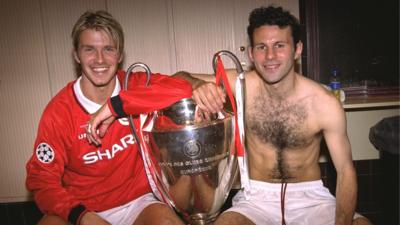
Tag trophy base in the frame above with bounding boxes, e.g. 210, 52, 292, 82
187, 212, 219, 225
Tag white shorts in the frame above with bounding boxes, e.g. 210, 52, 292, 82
225, 180, 363, 225
96, 193, 163, 225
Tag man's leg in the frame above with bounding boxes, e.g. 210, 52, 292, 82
133, 203, 185, 225
353, 217, 374, 225
213, 211, 255, 225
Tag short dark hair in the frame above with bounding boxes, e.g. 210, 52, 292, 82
247, 6, 301, 47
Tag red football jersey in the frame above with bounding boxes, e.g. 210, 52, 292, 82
26, 71, 192, 221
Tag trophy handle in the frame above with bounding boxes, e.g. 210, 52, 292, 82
211, 50, 245, 113
123, 62, 152, 143
212, 50, 245, 80
211, 50, 246, 138
122, 63, 179, 208
211, 50, 251, 197
124, 62, 151, 89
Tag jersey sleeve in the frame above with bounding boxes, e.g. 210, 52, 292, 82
109, 72, 192, 117
25, 106, 84, 223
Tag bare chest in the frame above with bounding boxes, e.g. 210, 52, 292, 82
246, 95, 310, 151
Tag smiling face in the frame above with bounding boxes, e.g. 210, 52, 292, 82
74, 28, 122, 90
248, 25, 302, 85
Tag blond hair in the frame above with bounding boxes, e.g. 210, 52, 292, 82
71, 10, 124, 54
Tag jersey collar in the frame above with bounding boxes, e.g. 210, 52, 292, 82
73, 76, 121, 114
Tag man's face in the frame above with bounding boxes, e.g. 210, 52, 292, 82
248, 25, 302, 84
74, 29, 122, 88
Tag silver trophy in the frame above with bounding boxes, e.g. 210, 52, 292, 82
125, 51, 244, 225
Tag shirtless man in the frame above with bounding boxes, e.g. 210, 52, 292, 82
176, 6, 373, 225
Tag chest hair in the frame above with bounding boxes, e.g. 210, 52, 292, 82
248, 93, 309, 149
247, 93, 309, 180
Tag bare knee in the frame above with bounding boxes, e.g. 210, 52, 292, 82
214, 211, 255, 225
37, 215, 69, 225
353, 217, 374, 225
133, 203, 184, 225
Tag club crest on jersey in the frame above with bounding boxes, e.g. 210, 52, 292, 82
118, 118, 130, 126
36, 143, 55, 163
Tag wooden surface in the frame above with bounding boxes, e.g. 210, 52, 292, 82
344, 96, 400, 109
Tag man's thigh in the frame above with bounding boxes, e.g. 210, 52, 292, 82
214, 211, 255, 225
133, 203, 185, 225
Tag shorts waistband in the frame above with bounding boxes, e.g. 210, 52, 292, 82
249, 179, 324, 192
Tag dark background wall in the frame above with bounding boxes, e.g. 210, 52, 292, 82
300, 0, 399, 88
317, 0, 399, 87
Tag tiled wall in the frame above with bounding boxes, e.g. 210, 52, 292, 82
1, 157, 398, 225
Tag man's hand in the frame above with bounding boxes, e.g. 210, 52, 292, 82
192, 82, 226, 113
86, 103, 116, 146
80, 212, 111, 225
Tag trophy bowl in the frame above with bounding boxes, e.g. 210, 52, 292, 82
143, 98, 238, 225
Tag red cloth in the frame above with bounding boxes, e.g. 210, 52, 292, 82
215, 56, 244, 156
115, 71, 192, 115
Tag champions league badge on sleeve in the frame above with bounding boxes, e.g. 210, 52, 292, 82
36, 143, 55, 163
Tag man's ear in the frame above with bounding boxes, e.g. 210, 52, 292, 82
73, 50, 80, 64
247, 46, 254, 62
294, 41, 303, 60
118, 52, 123, 64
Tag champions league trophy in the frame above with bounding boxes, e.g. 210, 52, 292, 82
124, 51, 246, 225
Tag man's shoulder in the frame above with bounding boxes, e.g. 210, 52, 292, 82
298, 75, 333, 98
43, 82, 76, 116
296, 75, 342, 112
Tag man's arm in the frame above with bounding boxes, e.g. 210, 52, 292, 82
87, 72, 192, 145
26, 111, 90, 224
321, 97, 357, 225
173, 71, 235, 113
172, 71, 210, 89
